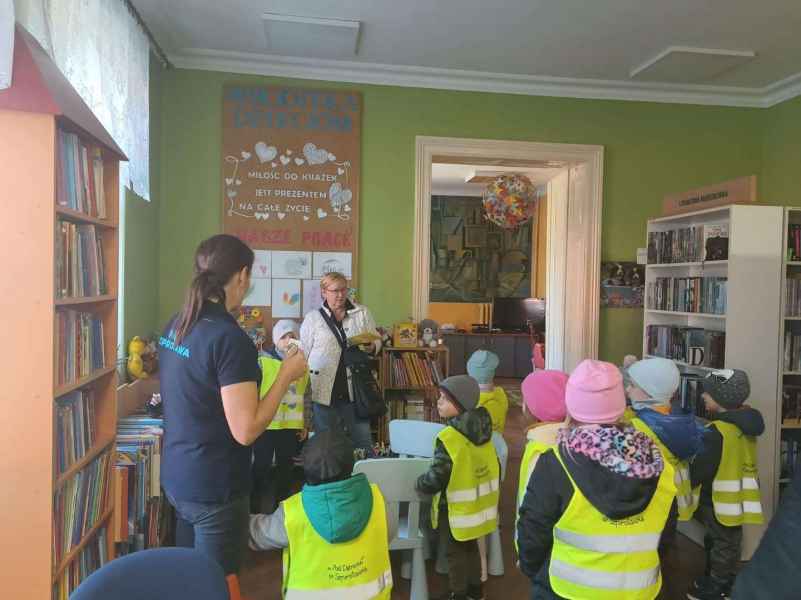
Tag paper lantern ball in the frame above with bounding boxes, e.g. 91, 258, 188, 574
482, 174, 537, 229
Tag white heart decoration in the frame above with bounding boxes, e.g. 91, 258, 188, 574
328, 153, 336, 161
227, 190, 237, 198
255, 212, 270, 220
277, 212, 286, 220
294, 158, 305, 166
280, 155, 290, 166
286, 149, 293, 155
225, 177, 233, 185
344, 204, 351, 212
317, 208, 328, 219
303, 215, 310, 221
337, 168, 344, 175
241, 151, 251, 160
254, 142, 277, 163
303, 143, 329, 165
271, 162, 277, 168
329, 182, 353, 210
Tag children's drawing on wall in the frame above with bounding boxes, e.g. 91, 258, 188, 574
313, 252, 352, 279
244, 278, 271, 307
272, 279, 302, 318
600, 261, 645, 308
271, 251, 312, 279
252, 250, 271, 279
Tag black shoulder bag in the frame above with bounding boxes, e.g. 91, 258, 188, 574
318, 308, 386, 419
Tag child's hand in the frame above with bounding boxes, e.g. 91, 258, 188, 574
297, 428, 308, 441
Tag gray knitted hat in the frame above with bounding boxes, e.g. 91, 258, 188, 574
439, 375, 480, 412
702, 369, 750, 409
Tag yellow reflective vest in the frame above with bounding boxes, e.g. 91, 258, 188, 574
478, 387, 509, 434
432, 426, 500, 541
515, 436, 553, 552
549, 448, 676, 600
695, 420, 763, 526
259, 356, 309, 430
628, 415, 697, 521
282, 483, 392, 600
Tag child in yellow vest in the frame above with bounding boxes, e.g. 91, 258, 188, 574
416, 375, 499, 600
251, 320, 310, 513
517, 370, 569, 555
518, 359, 675, 600
249, 429, 395, 599
623, 357, 705, 553
687, 369, 764, 600
467, 350, 509, 434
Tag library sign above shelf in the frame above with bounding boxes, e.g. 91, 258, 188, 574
662, 175, 756, 216
221, 85, 361, 324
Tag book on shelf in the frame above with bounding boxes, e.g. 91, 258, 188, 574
673, 373, 708, 419
702, 222, 729, 261
55, 310, 105, 386
52, 527, 108, 600
114, 414, 165, 551
56, 221, 108, 298
780, 439, 801, 484
786, 275, 801, 317
56, 129, 106, 219
55, 389, 96, 474
646, 325, 725, 368
788, 224, 801, 262
781, 386, 801, 425
647, 276, 727, 314
52, 452, 112, 567
386, 350, 443, 388
783, 332, 801, 372
647, 226, 704, 264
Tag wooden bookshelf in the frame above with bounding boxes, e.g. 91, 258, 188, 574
0, 27, 126, 599
643, 203, 783, 560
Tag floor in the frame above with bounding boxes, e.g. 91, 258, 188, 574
240, 404, 707, 599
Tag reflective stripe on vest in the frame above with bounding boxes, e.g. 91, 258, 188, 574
260, 356, 308, 430
515, 437, 553, 552
549, 448, 675, 600
629, 416, 696, 521
709, 421, 764, 526
431, 425, 500, 542
282, 483, 392, 600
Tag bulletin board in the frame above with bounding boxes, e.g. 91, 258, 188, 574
221, 85, 360, 336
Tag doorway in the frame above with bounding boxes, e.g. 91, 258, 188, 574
413, 136, 604, 372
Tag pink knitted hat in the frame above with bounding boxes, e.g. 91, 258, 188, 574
521, 370, 569, 422
565, 359, 625, 424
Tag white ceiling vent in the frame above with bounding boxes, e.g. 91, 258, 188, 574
630, 46, 756, 84
262, 13, 361, 59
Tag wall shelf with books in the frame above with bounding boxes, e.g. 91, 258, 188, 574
643, 203, 783, 559
0, 28, 125, 599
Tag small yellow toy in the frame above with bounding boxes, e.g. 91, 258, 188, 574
127, 336, 150, 380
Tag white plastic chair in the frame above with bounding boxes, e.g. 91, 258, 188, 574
354, 457, 432, 600
389, 419, 445, 458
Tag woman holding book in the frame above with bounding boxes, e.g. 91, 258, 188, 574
300, 271, 381, 456
159, 234, 306, 581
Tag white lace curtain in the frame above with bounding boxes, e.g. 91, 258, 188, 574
14, 0, 150, 200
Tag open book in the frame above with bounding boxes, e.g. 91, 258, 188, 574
348, 331, 382, 346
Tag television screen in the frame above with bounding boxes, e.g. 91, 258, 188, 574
492, 297, 546, 333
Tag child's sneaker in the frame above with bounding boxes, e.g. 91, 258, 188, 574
687, 577, 730, 600
467, 583, 485, 600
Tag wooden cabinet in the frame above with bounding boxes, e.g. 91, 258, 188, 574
442, 332, 533, 378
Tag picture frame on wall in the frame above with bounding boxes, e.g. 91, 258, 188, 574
464, 225, 487, 248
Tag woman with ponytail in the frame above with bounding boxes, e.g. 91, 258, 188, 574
159, 234, 307, 580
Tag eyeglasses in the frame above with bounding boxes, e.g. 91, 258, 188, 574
707, 369, 735, 384
324, 286, 348, 295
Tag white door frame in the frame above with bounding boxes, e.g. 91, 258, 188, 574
413, 136, 604, 371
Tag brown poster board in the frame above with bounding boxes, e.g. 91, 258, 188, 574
662, 175, 756, 216
221, 85, 360, 335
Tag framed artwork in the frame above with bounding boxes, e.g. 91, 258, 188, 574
393, 322, 418, 347
464, 225, 487, 248
600, 261, 645, 308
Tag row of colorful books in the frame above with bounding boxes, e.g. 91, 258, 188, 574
52, 528, 107, 600
782, 332, 801, 373
53, 452, 112, 566
55, 310, 105, 386
56, 389, 96, 474
647, 276, 727, 314
673, 374, 709, 420
785, 276, 801, 317
647, 223, 728, 264
788, 224, 801, 262
386, 351, 444, 389
114, 414, 164, 551
645, 325, 725, 368
56, 220, 108, 299
56, 129, 107, 218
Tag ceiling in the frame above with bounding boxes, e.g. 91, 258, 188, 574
431, 163, 562, 196
132, 0, 801, 107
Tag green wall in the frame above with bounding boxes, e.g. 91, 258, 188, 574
156, 68, 767, 362
121, 56, 163, 346
762, 95, 801, 207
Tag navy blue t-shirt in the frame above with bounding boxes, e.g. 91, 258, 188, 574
159, 301, 261, 503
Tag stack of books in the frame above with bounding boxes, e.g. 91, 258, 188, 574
56, 129, 106, 218
387, 351, 444, 389
56, 221, 107, 298
387, 391, 427, 421
53, 452, 112, 567
52, 528, 108, 600
647, 276, 727, 314
114, 414, 164, 552
55, 389, 96, 474
55, 310, 105, 385
646, 325, 725, 368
